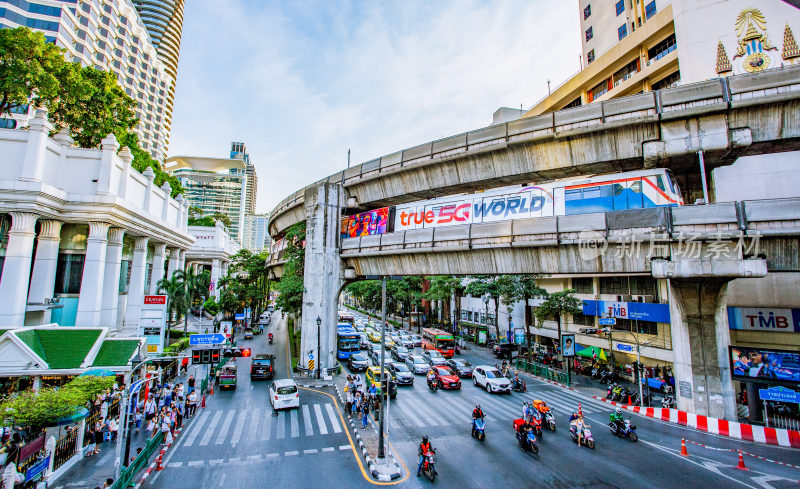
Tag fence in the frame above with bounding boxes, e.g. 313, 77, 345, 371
769, 415, 800, 431
516, 359, 570, 386
110, 430, 164, 489
52, 429, 79, 471
16, 434, 46, 476
84, 397, 121, 437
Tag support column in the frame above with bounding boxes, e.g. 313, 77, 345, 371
150, 243, 167, 294
27, 220, 63, 324
300, 183, 345, 376
76, 222, 110, 326
0, 212, 39, 325
211, 258, 221, 300
166, 247, 178, 281
124, 237, 149, 328
177, 250, 185, 272
100, 228, 125, 329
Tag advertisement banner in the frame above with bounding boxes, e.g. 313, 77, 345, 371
342, 207, 389, 238
727, 307, 800, 332
581, 300, 670, 324
562, 334, 576, 357
729, 346, 800, 384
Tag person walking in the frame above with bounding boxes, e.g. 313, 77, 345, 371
187, 390, 198, 416
361, 400, 370, 429
345, 390, 353, 417
187, 375, 195, 395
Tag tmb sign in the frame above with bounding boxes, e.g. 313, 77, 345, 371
144, 295, 167, 305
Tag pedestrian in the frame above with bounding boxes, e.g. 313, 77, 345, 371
107, 417, 118, 441
161, 415, 173, 445
361, 401, 370, 429
144, 397, 156, 422
187, 391, 198, 416
85, 426, 97, 456
134, 409, 142, 433
175, 401, 184, 428
103, 477, 113, 488
345, 390, 353, 417
180, 356, 189, 375
187, 375, 195, 395
100, 398, 109, 421
176, 383, 185, 402
373, 396, 381, 422
93, 422, 104, 454
353, 392, 361, 417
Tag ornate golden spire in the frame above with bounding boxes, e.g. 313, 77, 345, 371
783, 23, 800, 61
716, 40, 733, 75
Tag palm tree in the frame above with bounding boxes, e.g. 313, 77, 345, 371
173, 269, 211, 334
157, 273, 188, 346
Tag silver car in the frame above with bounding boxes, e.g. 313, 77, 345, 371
405, 355, 429, 374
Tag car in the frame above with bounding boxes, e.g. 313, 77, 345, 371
387, 362, 414, 385
431, 366, 462, 390
473, 365, 512, 394
391, 345, 410, 362
412, 335, 423, 347
405, 355, 429, 374
367, 341, 382, 354
492, 342, 517, 359
382, 338, 395, 349
365, 366, 397, 399
400, 335, 415, 349
250, 354, 275, 380
367, 330, 380, 342
269, 379, 300, 410
447, 358, 474, 378
354, 324, 365, 333
370, 348, 388, 365
259, 312, 270, 322
359, 333, 370, 349
422, 350, 448, 367
243, 329, 254, 340
348, 352, 370, 372
267, 305, 275, 312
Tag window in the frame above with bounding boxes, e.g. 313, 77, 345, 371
55, 254, 85, 294
9, 104, 29, 114
573, 313, 595, 326
652, 70, 680, 90
0, 118, 16, 129
564, 96, 582, 109
645, 1, 656, 19
618, 24, 627, 40
615, 0, 625, 15
599, 276, 657, 296
585, 26, 593, 42
590, 79, 608, 100
119, 260, 130, 293
648, 33, 676, 62
587, 49, 595, 64
572, 277, 594, 294
612, 58, 639, 84
583, 4, 591, 19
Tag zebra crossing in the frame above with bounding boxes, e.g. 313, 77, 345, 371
181, 402, 343, 448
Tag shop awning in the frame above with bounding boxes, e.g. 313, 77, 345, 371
576, 345, 607, 361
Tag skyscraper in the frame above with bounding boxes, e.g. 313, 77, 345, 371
230, 142, 258, 216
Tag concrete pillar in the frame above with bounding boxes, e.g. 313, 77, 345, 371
124, 237, 149, 328
177, 249, 186, 272
44, 436, 56, 477
27, 220, 62, 324
150, 243, 167, 294
76, 222, 111, 326
100, 228, 125, 329
0, 212, 39, 325
211, 258, 221, 300
166, 247, 178, 280
20, 109, 53, 182
32, 376, 41, 392
300, 182, 345, 375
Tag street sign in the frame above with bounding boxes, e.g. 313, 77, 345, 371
234, 313, 246, 320
759, 386, 800, 404
189, 333, 225, 346
599, 317, 616, 326
616, 343, 633, 352
308, 359, 315, 370
308, 353, 314, 360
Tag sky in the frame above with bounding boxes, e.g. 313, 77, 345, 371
168, 1, 582, 213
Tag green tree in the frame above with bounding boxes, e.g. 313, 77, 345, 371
423, 276, 464, 328
535, 289, 583, 357
211, 212, 232, 228
157, 272, 189, 344
0, 28, 64, 116
219, 249, 271, 324
274, 222, 306, 317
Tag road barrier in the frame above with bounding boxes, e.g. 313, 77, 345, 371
515, 359, 570, 386
110, 430, 164, 489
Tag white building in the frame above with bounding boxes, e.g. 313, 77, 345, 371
186, 222, 239, 299
0, 110, 194, 333
242, 214, 270, 253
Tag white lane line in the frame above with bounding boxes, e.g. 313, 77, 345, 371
314, 404, 328, 435
339, 445, 351, 451
303, 449, 318, 454
218, 473, 226, 487
167, 462, 183, 468
322, 447, 334, 452
228, 457, 241, 463
290, 409, 300, 438
276, 413, 286, 439
229, 409, 248, 446
209, 459, 224, 465
325, 403, 342, 433
187, 460, 204, 467
215, 409, 235, 445
261, 410, 272, 440
199, 410, 224, 446
247, 455, 261, 461
392, 399, 426, 428
302, 404, 314, 436
266, 452, 279, 458
182, 411, 210, 447
402, 397, 443, 426
285, 451, 299, 456
247, 408, 260, 441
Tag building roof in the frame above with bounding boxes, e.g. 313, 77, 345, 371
14, 329, 102, 369
164, 156, 246, 173
92, 339, 140, 367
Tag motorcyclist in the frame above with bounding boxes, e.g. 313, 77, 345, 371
518, 418, 534, 449
513, 372, 522, 390
472, 404, 484, 432
268, 332, 273, 342
426, 368, 437, 389
610, 407, 625, 433
571, 414, 588, 446
417, 435, 436, 477
569, 410, 579, 423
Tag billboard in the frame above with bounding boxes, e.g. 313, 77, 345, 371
581, 300, 671, 324
727, 307, 800, 332
729, 346, 800, 384
341, 207, 389, 238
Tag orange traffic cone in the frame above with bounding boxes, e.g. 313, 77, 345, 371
735, 450, 748, 471
155, 453, 164, 471
578, 403, 583, 417
680, 438, 689, 457
201, 395, 206, 408
209, 383, 214, 395
627, 395, 632, 405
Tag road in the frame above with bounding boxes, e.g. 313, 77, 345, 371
145, 311, 800, 488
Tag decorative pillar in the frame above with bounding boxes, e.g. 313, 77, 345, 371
211, 258, 221, 300
142, 168, 155, 215
20, 109, 53, 182
118, 147, 133, 199
100, 228, 125, 329
177, 249, 186, 272
97, 134, 119, 193
124, 237, 149, 328
44, 436, 56, 477
166, 247, 178, 281
27, 220, 63, 324
0, 212, 39, 325
75, 222, 110, 326
150, 243, 167, 294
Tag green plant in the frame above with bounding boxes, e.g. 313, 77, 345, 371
203, 297, 219, 316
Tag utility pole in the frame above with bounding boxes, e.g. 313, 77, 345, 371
316, 316, 322, 379
378, 276, 387, 459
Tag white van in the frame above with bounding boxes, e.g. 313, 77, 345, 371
269, 379, 300, 410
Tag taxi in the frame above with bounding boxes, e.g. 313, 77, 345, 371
365, 366, 397, 399
217, 363, 238, 389
368, 331, 381, 343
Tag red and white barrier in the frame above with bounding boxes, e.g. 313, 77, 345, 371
593, 396, 800, 449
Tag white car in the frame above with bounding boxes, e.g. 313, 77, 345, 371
472, 366, 511, 394
269, 379, 300, 410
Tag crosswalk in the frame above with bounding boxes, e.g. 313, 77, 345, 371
181, 402, 343, 447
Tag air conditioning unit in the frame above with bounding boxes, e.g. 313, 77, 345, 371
615, 81, 620, 87
641, 295, 655, 303
646, 60, 651, 67
620, 295, 633, 302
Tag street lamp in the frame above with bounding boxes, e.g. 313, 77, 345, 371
316, 316, 322, 379
117, 346, 145, 477
482, 294, 490, 343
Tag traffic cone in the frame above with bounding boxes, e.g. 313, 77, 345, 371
627, 395, 632, 405
155, 453, 164, 471
209, 383, 214, 395
680, 438, 689, 457
201, 395, 206, 408
578, 403, 583, 417
735, 450, 748, 471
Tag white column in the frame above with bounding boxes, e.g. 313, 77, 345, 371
166, 247, 178, 280
211, 258, 221, 300
75, 222, 110, 326
124, 237, 149, 328
177, 249, 186, 272
100, 228, 125, 329
150, 243, 167, 294
0, 212, 39, 325
27, 220, 62, 324
20, 109, 52, 182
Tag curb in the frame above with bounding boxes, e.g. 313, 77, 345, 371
592, 396, 800, 448
132, 427, 183, 489
335, 385, 402, 481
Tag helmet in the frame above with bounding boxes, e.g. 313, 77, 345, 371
616, 407, 622, 415
422, 435, 429, 444
475, 404, 480, 410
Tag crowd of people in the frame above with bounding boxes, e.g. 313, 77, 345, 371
343, 375, 382, 430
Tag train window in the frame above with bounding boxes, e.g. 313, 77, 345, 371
582, 187, 601, 198
565, 189, 582, 201
630, 180, 642, 193
656, 175, 666, 192
613, 183, 624, 196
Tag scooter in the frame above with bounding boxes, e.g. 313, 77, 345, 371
516, 428, 539, 454
569, 423, 595, 449
661, 395, 675, 409
421, 448, 437, 482
471, 417, 486, 441
542, 410, 556, 431
606, 383, 618, 399
512, 378, 527, 393
609, 417, 638, 442
524, 410, 543, 438
427, 378, 439, 392
268, 334, 273, 344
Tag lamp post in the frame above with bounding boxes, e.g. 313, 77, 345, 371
316, 316, 322, 379
116, 347, 145, 478
378, 277, 387, 459
482, 294, 490, 343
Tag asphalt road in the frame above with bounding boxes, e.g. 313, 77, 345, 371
145, 311, 800, 488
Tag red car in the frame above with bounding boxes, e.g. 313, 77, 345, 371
432, 366, 461, 390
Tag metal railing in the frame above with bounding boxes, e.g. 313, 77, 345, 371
52, 429, 79, 471
769, 414, 800, 431
516, 359, 570, 386
110, 430, 164, 489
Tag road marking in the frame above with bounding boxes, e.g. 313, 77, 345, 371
229, 409, 248, 446
167, 462, 183, 468
261, 410, 272, 440
96, 452, 112, 466
247, 455, 261, 461
639, 439, 751, 487
302, 404, 314, 436
290, 409, 300, 438
322, 447, 334, 452
303, 449, 318, 454
266, 452, 280, 458
285, 450, 299, 456
276, 412, 286, 439
187, 460, 204, 467
339, 445, 351, 451
199, 410, 223, 446
392, 398, 426, 427
215, 409, 235, 444
228, 457, 241, 463
209, 459, 224, 465
325, 403, 342, 433
218, 473, 226, 487
404, 397, 446, 426
314, 404, 329, 435
246, 408, 260, 441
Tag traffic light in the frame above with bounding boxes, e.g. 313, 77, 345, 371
240, 347, 251, 357
191, 348, 221, 364
192, 350, 201, 364
211, 349, 220, 363
223, 347, 250, 358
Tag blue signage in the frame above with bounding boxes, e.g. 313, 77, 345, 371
728, 307, 800, 332
616, 343, 633, 352
599, 317, 616, 326
758, 386, 800, 404
582, 300, 670, 324
189, 334, 225, 346
25, 455, 49, 481
514, 330, 525, 345
234, 313, 246, 320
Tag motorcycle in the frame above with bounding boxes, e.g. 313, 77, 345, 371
569, 423, 595, 449
542, 410, 556, 431
609, 417, 638, 442
471, 417, 486, 441
268, 334, 273, 344
606, 383, 618, 400
512, 378, 527, 393
421, 448, 437, 482
427, 377, 439, 392
523, 409, 543, 437
661, 395, 675, 409
514, 420, 539, 454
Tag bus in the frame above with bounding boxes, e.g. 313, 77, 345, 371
422, 328, 455, 358
337, 324, 361, 359
338, 312, 355, 324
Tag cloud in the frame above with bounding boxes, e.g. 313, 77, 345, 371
168, 0, 580, 212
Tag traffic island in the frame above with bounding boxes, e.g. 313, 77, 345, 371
334, 385, 402, 481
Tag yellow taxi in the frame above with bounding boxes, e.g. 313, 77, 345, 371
367, 331, 381, 343
365, 366, 397, 399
